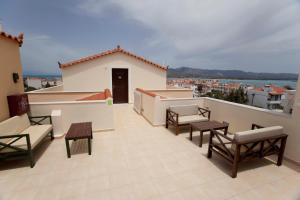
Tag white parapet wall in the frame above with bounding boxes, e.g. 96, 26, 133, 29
203, 97, 300, 164
135, 84, 300, 164
136, 88, 205, 126
29, 99, 114, 136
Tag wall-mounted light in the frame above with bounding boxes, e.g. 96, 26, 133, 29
12, 72, 19, 83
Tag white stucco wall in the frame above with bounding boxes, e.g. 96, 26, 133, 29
136, 76, 300, 163
247, 90, 268, 108
29, 100, 114, 136
61, 53, 167, 103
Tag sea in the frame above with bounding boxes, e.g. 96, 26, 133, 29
168, 78, 298, 89
219, 79, 297, 89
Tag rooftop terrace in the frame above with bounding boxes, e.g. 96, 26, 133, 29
1, 104, 299, 200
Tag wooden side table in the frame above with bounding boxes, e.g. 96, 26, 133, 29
190, 121, 228, 147
65, 122, 93, 158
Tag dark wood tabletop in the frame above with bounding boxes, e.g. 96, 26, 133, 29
190, 120, 229, 147
190, 120, 228, 132
65, 122, 92, 139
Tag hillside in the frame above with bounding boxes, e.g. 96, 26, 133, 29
167, 67, 298, 80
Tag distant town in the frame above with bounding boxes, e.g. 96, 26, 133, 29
23, 75, 62, 92
167, 78, 296, 114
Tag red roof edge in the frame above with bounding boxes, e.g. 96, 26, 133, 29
0, 31, 24, 47
59, 46, 167, 71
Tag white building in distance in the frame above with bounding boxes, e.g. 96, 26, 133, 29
247, 85, 286, 110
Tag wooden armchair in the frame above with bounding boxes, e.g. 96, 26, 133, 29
207, 124, 288, 178
166, 105, 211, 135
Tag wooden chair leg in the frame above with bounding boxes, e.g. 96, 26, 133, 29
277, 137, 287, 166
28, 150, 35, 168
165, 111, 169, 129
50, 130, 54, 140
207, 131, 213, 158
232, 144, 240, 178
176, 126, 179, 135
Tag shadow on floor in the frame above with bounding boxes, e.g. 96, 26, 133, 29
0, 137, 53, 171
69, 139, 89, 155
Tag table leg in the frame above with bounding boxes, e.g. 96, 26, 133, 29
65, 139, 71, 158
190, 126, 193, 141
199, 131, 203, 147
88, 137, 92, 155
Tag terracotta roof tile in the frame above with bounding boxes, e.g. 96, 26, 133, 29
0, 31, 23, 47
59, 46, 167, 71
269, 85, 285, 95
77, 89, 112, 101
77, 93, 106, 101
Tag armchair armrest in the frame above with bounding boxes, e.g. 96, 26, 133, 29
251, 123, 264, 130
198, 107, 211, 119
211, 129, 234, 142
166, 109, 179, 124
29, 115, 52, 125
0, 134, 31, 152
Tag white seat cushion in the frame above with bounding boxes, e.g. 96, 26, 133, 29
12, 125, 53, 149
178, 115, 208, 124
170, 105, 199, 116
234, 126, 284, 143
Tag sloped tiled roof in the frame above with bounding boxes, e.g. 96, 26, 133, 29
59, 46, 167, 71
269, 85, 286, 95
77, 89, 112, 101
254, 85, 286, 95
0, 31, 24, 47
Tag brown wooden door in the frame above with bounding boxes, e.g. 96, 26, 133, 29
112, 68, 128, 103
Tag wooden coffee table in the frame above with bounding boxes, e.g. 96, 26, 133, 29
190, 120, 228, 147
65, 122, 93, 158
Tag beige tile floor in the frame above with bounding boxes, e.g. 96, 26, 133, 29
0, 104, 300, 200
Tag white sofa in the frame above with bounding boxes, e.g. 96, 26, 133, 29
166, 105, 211, 135
208, 124, 288, 178
0, 113, 53, 167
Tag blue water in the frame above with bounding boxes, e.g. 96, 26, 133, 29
219, 79, 297, 89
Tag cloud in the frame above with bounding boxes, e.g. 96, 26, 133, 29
77, 0, 300, 73
21, 34, 84, 75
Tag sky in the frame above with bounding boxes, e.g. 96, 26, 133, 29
1, 0, 300, 75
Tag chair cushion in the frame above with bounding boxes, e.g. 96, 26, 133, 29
178, 115, 208, 124
12, 125, 52, 149
234, 126, 284, 143
16, 114, 31, 133
170, 105, 198, 116
0, 116, 20, 144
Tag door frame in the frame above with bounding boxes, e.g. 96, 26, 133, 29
109, 66, 131, 103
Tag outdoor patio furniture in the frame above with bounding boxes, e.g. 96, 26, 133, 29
166, 105, 211, 135
190, 120, 229, 147
0, 113, 53, 168
207, 124, 288, 178
65, 122, 93, 158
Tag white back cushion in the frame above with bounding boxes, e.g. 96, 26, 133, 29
0, 116, 20, 143
234, 126, 284, 143
16, 114, 31, 133
170, 105, 198, 116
